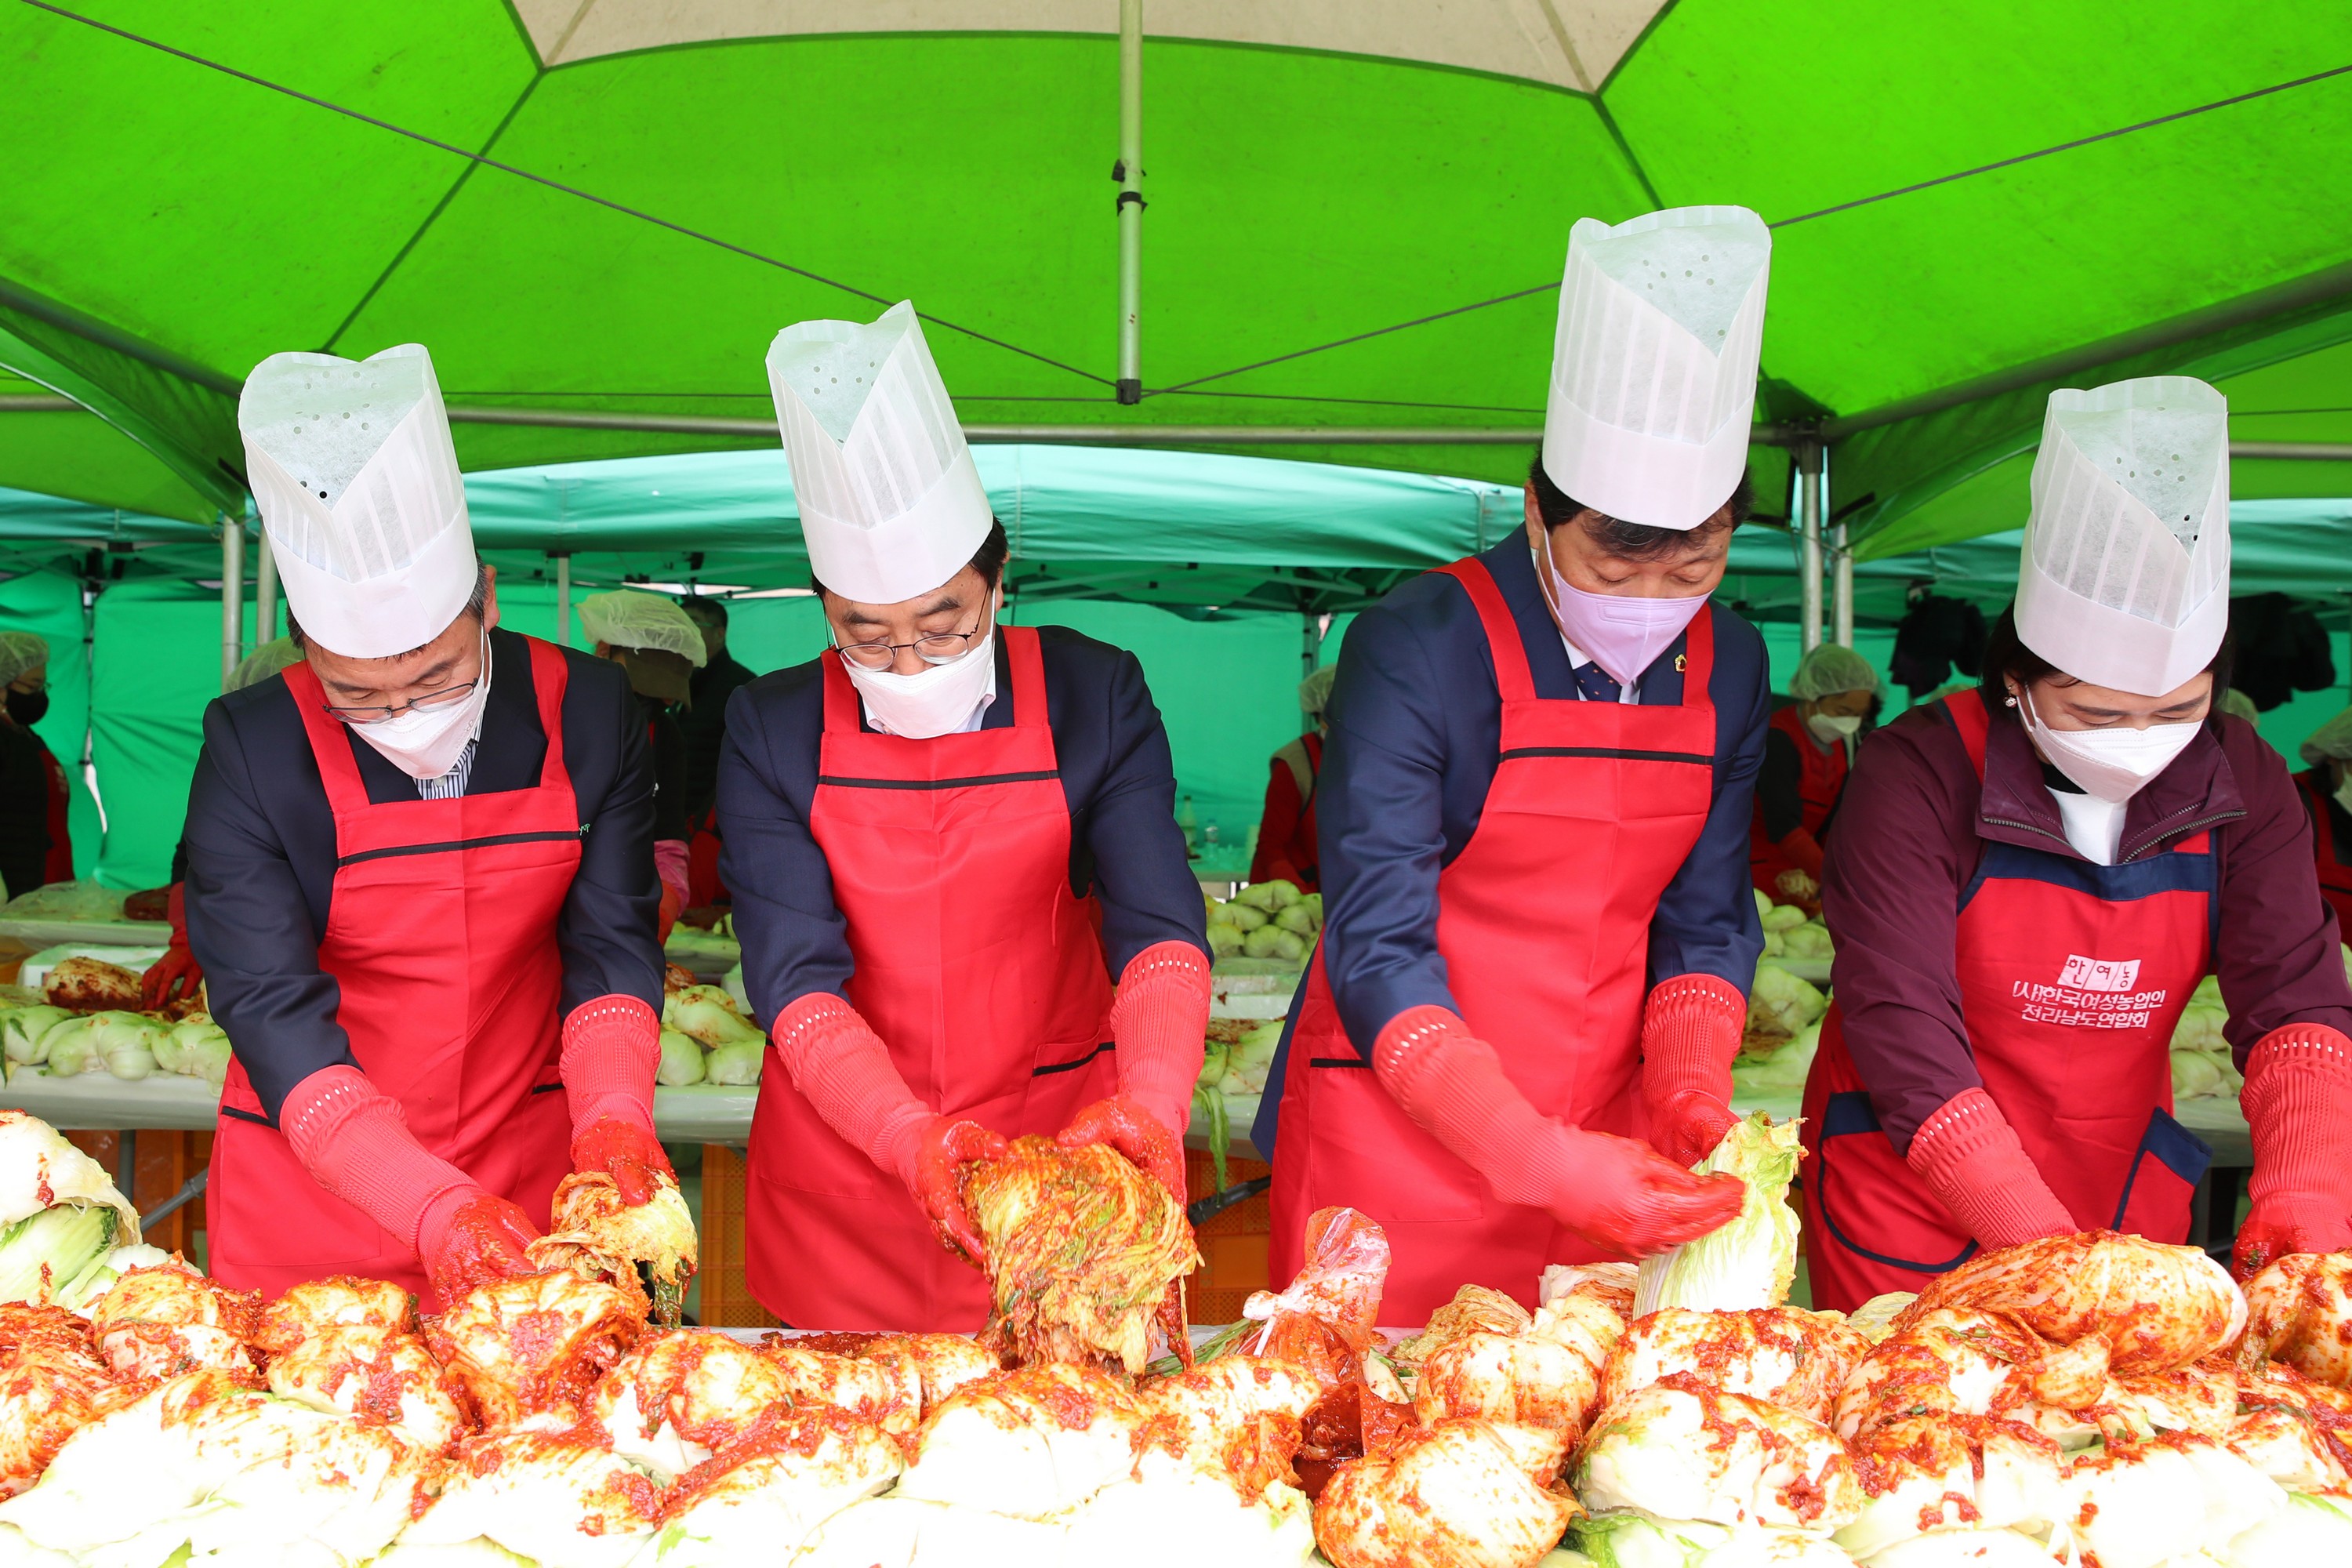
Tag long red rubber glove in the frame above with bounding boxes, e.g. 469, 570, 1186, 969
1372, 1004, 1744, 1261
1905, 1087, 2075, 1250
281, 1064, 539, 1305
1641, 973, 1748, 1168
140, 882, 205, 1011
1776, 826, 1827, 881
562, 994, 673, 1207
772, 991, 1009, 1264
653, 839, 690, 946
1059, 942, 1211, 1203
2236, 1022, 2352, 1277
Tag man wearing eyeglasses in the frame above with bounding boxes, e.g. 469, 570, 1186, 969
717, 303, 1209, 1330
181, 345, 669, 1310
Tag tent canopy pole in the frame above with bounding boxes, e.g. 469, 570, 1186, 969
1115, 0, 1144, 405
1798, 439, 1824, 655
220, 517, 242, 691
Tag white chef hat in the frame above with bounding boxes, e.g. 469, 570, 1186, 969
2015, 376, 2230, 696
239, 344, 477, 659
1541, 205, 1772, 530
767, 301, 993, 605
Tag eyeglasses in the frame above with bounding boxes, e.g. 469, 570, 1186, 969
320, 630, 488, 723
833, 623, 988, 671
321, 677, 483, 724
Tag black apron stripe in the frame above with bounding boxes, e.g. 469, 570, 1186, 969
1308, 1054, 1374, 1069
220, 1105, 273, 1127
819, 769, 1062, 792
1497, 746, 1713, 765
336, 827, 586, 869
530, 1082, 565, 1094
1032, 1040, 1114, 1076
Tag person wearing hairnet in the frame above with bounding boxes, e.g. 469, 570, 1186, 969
0, 631, 67, 898
721, 303, 1207, 1330
141, 636, 307, 1011
1806, 377, 2352, 1308
183, 345, 669, 1309
1262, 208, 1778, 1319
1750, 643, 1879, 906
1249, 665, 1337, 891
2292, 707, 2352, 937
577, 590, 702, 943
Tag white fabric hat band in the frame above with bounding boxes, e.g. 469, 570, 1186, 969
266, 516, 478, 659
1541, 400, 1751, 530
2015, 564, 2229, 697
800, 443, 993, 604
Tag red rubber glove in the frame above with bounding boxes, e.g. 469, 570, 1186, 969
1640, 973, 1748, 1169
1905, 1087, 2075, 1250
1108, 941, 1213, 1141
1061, 1097, 1187, 1206
140, 882, 204, 1011
561, 995, 672, 1204
1373, 1004, 1745, 1261
900, 1116, 1012, 1265
773, 992, 1007, 1264
2236, 1022, 2352, 1278
416, 1185, 542, 1306
281, 1064, 541, 1301
1776, 826, 1827, 882
654, 838, 690, 946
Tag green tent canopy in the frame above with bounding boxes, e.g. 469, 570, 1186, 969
2, 1, 2347, 556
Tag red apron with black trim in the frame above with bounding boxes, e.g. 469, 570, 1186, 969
1800, 689, 2214, 1312
1750, 705, 1848, 895
209, 638, 583, 1309
2295, 769, 2352, 939
38, 746, 71, 885
1268, 557, 1720, 1323
746, 626, 1117, 1330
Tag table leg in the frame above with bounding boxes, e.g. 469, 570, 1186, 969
695, 1145, 777, 1330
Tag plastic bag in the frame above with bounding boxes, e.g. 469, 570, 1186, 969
1192, 1207, 1390, 1391
1, 880, 123, 922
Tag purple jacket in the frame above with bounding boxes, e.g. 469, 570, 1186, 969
1821, 695, 2352, 1154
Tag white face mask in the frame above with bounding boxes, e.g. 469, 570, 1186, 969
1806, 711, 1862, 745
2018, 686, 2199, 804
349, 630, 491, 780
843, 631, 996, 739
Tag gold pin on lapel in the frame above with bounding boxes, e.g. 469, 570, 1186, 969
1675, 652, 1688, 673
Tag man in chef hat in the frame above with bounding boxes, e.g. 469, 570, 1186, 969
1802, 375, 2352, 1303
1261, 207, 1778, 1318
717, 301, 1209, 1330
183, 343, 671, 1308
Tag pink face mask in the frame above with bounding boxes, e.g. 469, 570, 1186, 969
1531, 543, 1708, 688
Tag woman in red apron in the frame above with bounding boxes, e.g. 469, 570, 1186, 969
1751, 644, 1878, 905
2290, 710, 2352, 937
1249, 667, 1334, 892
1804, 376, 2352, 1308
189, 343, 671, 1309
729, 303, 1210, 1329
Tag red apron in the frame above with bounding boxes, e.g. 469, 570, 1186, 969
1750, 705, 1847, 895
209, 638, 583, 1308
1268, 558, 1720, 1323
2295, 768, 2352, 939
1801, 690, 2214, 1311
685, 806, 728, 909
746, 627, 1117, 1330
38, 746, 71, 885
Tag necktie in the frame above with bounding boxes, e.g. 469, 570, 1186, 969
1571, 661, 1621, 704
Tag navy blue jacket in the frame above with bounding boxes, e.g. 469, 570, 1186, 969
716, 626, 1207, 1028
1256, 536, 1769, 1148
183, 629, 666, 1121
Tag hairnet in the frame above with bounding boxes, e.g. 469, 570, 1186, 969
1788, 644, 1880, 702
2299, 706, 2352, 767
1299, 664, 1338, 717
227, 636, 306, 693
0, 632, 49, 687
2216, 688, 2260, 726
578, 590, 708, 667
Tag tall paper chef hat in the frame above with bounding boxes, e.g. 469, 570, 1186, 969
767, 301, 993, 604
2016, 376, 2230, 696
1541, 205, 1771, 530
239, 344, 477, 659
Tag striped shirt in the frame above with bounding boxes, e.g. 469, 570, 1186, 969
416, 739, 479, 800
